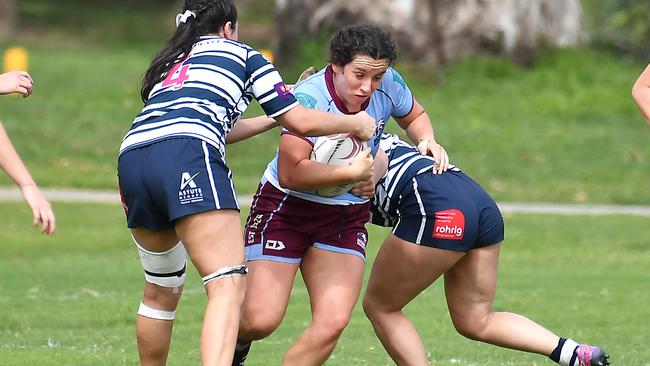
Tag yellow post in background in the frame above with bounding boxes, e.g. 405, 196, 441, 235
260, 49, 274, 64
3, 47, 29, 72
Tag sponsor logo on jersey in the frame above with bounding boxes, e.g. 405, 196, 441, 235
274, 82, 292, 100
432, 209, 465, 240
295, 92, 318, 109
265, 239, 285, 251
179, 171, 203, 204
357, 232, 368, 249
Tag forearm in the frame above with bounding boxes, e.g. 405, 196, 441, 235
0, 123, 36, 187
226, 115, 278, 144
403, 114, 437, 145
279, 160, 357, 190
276, 106, 358, 137
372, 150, 388, 185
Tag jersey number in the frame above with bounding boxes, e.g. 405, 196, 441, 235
162, 61, 190, 90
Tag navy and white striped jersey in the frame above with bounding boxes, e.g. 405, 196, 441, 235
371, 133, 460, 226
119, 36, 298, 157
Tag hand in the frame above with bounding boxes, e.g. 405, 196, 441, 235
0, 71, 34, 97
350, 177, 375, 200
352, 111, 377, 141
417, 140, 449, 174
349, 148, 374, 182
20, 184, 56, 235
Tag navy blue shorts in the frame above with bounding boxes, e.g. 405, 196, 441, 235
117, 138, 239, 230
393, 171, 504, 252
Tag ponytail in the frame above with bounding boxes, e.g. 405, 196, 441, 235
140, 0, 238, 102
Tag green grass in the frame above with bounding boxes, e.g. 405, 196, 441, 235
1, 1, 648, 204
1, 202, 649, 365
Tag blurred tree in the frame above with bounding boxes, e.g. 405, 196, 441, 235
273, 0, 585, 67
582, 0, 650, 59
0, 0, 17, 40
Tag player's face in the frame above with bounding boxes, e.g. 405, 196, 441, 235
332, 55, 389, 112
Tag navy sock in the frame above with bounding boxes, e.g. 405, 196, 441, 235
550, 338, 567, 363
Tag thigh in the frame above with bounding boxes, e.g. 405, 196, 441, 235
300, 246, 365, 318
444, 243, 501, 319
241, 259, 300, 325
175, 209, 244, 277
365, 234, 464, 311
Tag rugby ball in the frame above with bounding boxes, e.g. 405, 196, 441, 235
310, 134, 367, 197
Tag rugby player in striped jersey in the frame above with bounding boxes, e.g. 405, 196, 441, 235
117, 1, 375, 365
363, 133, 610, 366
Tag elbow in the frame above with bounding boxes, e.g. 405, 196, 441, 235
283, 121, 311, 136
278, 172, 298, 190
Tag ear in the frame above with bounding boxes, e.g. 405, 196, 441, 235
332, 63, 344, 75
222, 21, 235, 39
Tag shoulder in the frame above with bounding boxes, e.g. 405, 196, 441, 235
380, 67, 409, 92
294, 71, 328, 109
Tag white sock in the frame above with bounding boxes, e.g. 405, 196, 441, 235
559, 338, 579, 366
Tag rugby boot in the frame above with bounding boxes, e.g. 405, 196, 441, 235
574, 344, 610, 366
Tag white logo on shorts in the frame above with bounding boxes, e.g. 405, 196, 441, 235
179, 171, 203, 205
265, 240, 285, 250
357, 232, 367, 249
180, 172, 199, 190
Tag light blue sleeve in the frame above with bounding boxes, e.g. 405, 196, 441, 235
288, 79, 333, 143
386, 67, 414, 118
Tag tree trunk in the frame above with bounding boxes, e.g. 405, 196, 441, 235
273, 0, 584, 66
0, 0, 17, 41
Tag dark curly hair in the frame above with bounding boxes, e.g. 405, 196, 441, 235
329, 25, 397, 67
140, 0, 238, 102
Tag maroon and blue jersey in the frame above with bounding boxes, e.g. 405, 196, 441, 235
261, 65, 415, 205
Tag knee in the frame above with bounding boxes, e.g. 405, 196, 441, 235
312, 312, 352, 342
450, 311, 489, 341
142, 283, 183, 311
239, 311, 282, 340
362, 296, 381, 322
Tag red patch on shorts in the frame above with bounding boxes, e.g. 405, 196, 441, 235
432, 209, 465, 240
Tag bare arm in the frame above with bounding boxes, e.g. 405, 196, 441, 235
0, 122, 55, 235
632, 64, 650, 127
275, 105, 376, 141
277, 133, 373, 190
226, 115, 279, 144
395, 98, 449, 174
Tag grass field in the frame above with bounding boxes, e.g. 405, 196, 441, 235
0, 2, 649, 204
1, 1, 649, 365
0, 202, 649, 365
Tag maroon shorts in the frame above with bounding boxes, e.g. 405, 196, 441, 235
244, 182, 370, 263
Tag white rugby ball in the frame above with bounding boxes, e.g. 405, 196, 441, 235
310, 134, 367, 197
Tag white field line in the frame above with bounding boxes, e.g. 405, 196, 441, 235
1, 186, 650, 216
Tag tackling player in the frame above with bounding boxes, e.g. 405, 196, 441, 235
363, 133, 610, 366
116, 1, 376, 365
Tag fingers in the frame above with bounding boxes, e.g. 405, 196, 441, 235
32, 205, 56, 235
0, 71, 34, 95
